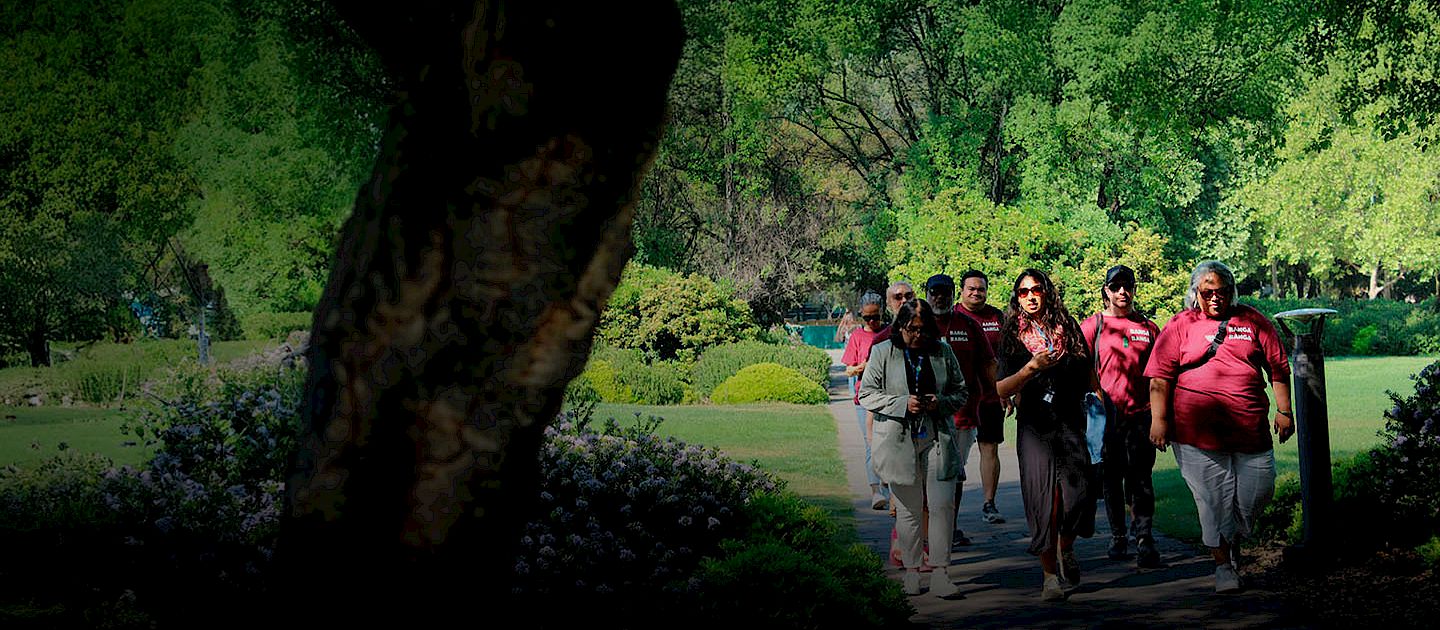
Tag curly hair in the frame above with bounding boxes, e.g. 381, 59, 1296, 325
1000, 268, 1088, 358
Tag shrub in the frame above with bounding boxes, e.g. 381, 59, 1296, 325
711, 363, 828, 405
509, 414, 782, 624
1241, 296, 1440, 356
597, 263, 758, 363
693, 340, 831, 399
581, 345, 689, 405
239, 311, 312, 341
0, 361, 305, 627
686, 492, 913, 628
1371, 359, 1440, 544
1259, 360, 1440, 554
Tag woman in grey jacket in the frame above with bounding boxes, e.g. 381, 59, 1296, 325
860, 299, 969, 598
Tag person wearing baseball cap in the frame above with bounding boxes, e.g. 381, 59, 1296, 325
1080, 264, 1163, 569
926, 273, 996, 551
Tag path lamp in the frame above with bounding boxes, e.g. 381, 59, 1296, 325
1274, 308, 1339, 560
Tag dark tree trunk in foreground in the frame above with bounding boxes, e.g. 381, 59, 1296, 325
275, 1, 683, 621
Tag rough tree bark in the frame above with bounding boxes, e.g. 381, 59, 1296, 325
275, 1, 684, 622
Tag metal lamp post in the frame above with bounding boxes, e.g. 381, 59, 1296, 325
1274, 307, 1338, 558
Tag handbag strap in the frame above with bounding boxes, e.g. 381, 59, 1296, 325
1092, 313, 1104, 373
1175, 317, 1231, 375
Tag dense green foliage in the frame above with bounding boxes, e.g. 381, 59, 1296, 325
632, 0, 1440, 321
1240, 297, 1440, 356
577, 345, 691, 406
0, 0, 381, 364
693, 339, 832, 399
597, 264, 759, 364
712, 363, 829, 405
0, 339, 270, 406
238, 311, 313, 342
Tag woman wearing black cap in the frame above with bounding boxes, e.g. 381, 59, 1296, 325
995, 269, 1098, 601
1081, 265, 1162, 569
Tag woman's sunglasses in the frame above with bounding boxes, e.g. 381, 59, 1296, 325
1016, 287, 1043, 299
861, 314, 883, 322
1198, 288, 1229, 301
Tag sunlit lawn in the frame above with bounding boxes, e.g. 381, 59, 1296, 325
595, 401, 852, 535
1150, 355, 1437, 541
0, 406, 147, 469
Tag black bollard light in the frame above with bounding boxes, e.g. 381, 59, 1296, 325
1274, 307, 1338, 560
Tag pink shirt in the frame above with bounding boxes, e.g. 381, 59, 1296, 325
957, 305, 1003, 403
1082, 312, 1160, 417
935, 310, 995, 429
1144, 305, 1290, 453
842, 326, 885, 405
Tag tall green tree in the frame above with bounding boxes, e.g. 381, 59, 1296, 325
0, 0, 198, 364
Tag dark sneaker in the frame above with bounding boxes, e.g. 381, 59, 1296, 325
1136, 535, 1161, 569
951, 528, 971, 549
1107, 534, 1130, 560
1059, 549, 1081, 587
981, 501, 1006, 524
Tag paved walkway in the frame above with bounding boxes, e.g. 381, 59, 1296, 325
824, 350, 1303, 628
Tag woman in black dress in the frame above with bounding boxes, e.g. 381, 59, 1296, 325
995, 269, 1098, 602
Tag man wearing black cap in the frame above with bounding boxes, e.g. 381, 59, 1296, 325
1081, 264, 1163, 569
927, 273, 996, 549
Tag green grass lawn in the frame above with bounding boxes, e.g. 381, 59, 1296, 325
1149, 354, 1437, 541
594, 401, 853, 533
0, 405, 148, 469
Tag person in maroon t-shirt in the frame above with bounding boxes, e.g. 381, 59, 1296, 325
956, 270, 1009, 525
926, 273, 996, 549
1081, 264, 1163, 568
1145, 260, 1294, 595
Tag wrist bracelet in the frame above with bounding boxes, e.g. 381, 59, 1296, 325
1277, 410, 1293, 417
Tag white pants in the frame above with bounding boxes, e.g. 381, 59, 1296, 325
889, 441, 957, 569
1173, 443, 1275, 548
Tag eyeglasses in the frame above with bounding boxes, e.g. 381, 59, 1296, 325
889, 291, 915, 301
1016, 287, 1042, 299
861, 314, 883, 322
1198, 288, 1229, 301
901, 325, 926, 335
1107, 282, 1135, 293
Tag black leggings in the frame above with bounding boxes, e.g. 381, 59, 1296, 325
1100, 410, 1156, 540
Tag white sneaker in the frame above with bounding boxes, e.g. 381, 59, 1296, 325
930, 568, 960, 599
1041, 574, 1066, 601
871, 493, 888, 510
903, 571, 922, 596
1215, 563, 1241, 594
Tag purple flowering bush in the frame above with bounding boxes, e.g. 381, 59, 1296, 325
511, 414, 912, 628
1257, 360, 1440, 552
511, 414, 780, 604
0, 363, 304, 627
1370, 360, 1440, 542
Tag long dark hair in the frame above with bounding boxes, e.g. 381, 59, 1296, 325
1000, 268, 1088, 358
892, 299, 941, 352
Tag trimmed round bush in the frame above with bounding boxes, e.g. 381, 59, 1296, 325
693, 340, 831, 399
711, 363, 827, 405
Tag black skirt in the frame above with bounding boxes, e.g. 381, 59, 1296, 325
999, 349, 1098, 556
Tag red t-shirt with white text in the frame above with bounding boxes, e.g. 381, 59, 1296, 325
935, 310, 994, 429
1143, 305, 1290, 453
1082, 312, 1160, 417
957, 304, 1003, 403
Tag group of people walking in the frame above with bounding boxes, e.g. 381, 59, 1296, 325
840, 261, 1295, 601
